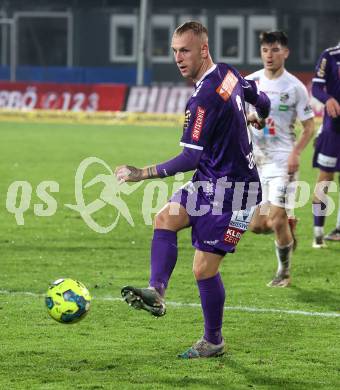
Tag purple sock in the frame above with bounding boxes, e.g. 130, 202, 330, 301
149, 229, 178, 297
313, 202, 326, 227
197, 273, 225, 345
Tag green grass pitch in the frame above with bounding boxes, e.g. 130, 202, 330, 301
0, 121, 339, 389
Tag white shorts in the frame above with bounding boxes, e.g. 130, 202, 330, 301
257, 164, 298, 210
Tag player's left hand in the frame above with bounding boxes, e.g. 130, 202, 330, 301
287, 151, 300, 174
115, 165, 143, 183
325, 97, 340, 118
247, 112, 266, 129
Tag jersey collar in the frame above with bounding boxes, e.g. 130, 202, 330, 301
195, 64, 217, 87
262, 68, 287, 81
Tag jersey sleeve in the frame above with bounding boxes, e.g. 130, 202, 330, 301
241, 77, 259, 105
312, 50, 330, 85
243, 76, 270, 118
312, 50, 332, 103
180, 96, 220, 150
156, 147, 202, 177
295, 82, 314, 121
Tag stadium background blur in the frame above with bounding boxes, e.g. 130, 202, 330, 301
0, 0, 339, 115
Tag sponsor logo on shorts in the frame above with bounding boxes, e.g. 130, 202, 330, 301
317, 153, 337, 168
204, 240, 219, 245
229, 209, 254, 231
276, 184, 286, 194
216, 70, 238, 101
192, 106, 205, 141
223, 227, 244, 245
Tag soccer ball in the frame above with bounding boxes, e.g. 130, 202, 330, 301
45, 278, 91, 324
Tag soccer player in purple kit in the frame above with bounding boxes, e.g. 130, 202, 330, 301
115, 21, 270, 358
311, 43, 340, 248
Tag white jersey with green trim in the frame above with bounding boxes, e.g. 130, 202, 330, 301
246, 69, 314, 171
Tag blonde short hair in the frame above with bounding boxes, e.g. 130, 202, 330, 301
174, 21, 208, 38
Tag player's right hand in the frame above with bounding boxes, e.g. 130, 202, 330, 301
325, 97, 340, 118
247, 112, 266, 129
114, 165, 143, 183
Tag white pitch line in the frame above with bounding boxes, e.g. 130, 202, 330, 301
0, 289, 339, 318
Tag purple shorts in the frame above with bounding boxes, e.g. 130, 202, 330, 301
313, 130, 340, 172
170, 183, 255, 256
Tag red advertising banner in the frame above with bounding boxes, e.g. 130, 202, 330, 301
0, 82, 127, 111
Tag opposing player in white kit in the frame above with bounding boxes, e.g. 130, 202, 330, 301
247, 31, 315, 287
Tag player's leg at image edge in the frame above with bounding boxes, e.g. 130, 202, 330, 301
324, 189, 340, 241
312, 202, 327, 248
311, 169, 339, 247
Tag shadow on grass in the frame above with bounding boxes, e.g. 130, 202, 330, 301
223, 355, 327, 390
126, 353, 326, 390
290, 286, 340, 311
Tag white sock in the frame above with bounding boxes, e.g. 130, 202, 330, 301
275, 240, 294, 277
314, 226, 324, 238
336, 208, 340, 230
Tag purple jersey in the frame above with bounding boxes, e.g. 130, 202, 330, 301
180, 63, 263, 210
312, 45, 340, 132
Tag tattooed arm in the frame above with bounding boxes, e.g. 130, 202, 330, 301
115, 147, 202, 183
115, 165, 158, 183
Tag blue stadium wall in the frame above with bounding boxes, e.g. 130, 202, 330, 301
0, 66, 151, 85
1, 0, 339, 84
